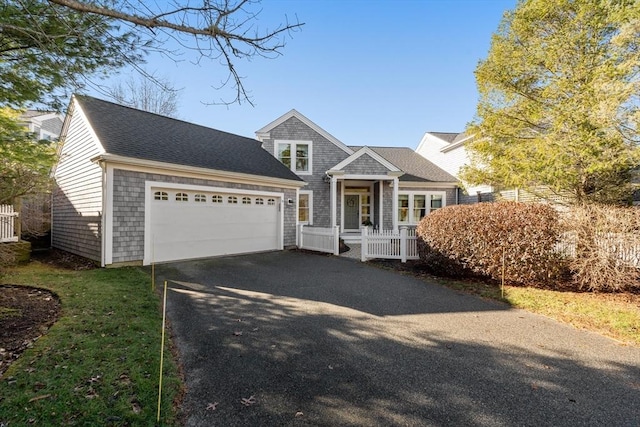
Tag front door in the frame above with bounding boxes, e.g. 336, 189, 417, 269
344, 194, 360, 230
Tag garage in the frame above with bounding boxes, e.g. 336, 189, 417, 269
146, 184, 282, 264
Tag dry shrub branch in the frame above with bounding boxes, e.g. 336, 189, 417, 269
562, 205, 640, 291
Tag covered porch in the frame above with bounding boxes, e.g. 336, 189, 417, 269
327, 172, 403, 243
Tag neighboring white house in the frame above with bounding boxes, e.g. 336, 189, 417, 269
415, 131, 494, 203
19, 110, 65, 141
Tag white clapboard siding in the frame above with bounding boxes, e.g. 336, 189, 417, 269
51, 102, 103, 262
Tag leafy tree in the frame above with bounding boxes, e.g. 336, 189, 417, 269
1, 0, 302, 108
109, 75, 181, 117
0, 0, 143, 110
462, 0, 640, 205
0, 108, 56, 204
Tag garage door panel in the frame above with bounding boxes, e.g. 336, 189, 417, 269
149, 188, 281, 263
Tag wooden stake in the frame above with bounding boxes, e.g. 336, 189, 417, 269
501, 247, 505, 299
157, 280, 168, 422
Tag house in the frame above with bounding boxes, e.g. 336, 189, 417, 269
53, 95, 305, 266
256, 110, 459, 242
16, 111, 64, 240
19, 110, 64, 141
52, 96, 460, 266
415, 131, 494, 203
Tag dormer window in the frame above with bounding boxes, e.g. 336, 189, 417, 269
275, 140, 312, 175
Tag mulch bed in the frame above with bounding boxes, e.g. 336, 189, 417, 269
0, 285, 60, 377
0, 249, 96, 377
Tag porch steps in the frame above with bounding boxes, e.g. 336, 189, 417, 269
340, 233, 361, 244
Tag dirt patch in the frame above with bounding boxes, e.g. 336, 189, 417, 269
30, 248, 97, 270
0, 285, 61, 377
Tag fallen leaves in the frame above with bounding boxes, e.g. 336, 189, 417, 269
28, 394, 51, 403
241, 395, 257, 406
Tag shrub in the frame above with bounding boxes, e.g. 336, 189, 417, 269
561, 205, 640, 292
416, 202, 566, 285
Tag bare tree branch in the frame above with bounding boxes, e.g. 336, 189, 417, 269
46, 0, 304, 105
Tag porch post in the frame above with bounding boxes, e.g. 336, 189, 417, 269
330, 175, 337, 228
392, 177, 399, 232
378, 180, 384, 230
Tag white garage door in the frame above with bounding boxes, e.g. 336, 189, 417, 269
148, 187, 281, 263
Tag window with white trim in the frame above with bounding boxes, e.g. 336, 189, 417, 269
430, 194, 443, 212
212, 195, 223, 203
176, 192, 189, 202
255, 198, 264, 205
154, 191, 168, 201
228, 196, 238, 204
398, 192, 446, 224
242, 197, 251, 205
298, 191, 313, 224
267, 198, 276, 205
275, 140, 312, 174
194, 194, 206, 203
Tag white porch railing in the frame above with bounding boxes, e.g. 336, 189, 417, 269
0, 204, 19, 243
298, 225, 340, 255
361, 226, 419, 263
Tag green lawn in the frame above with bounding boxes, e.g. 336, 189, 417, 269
434, 276, 640, 346
0, 262, 181, 426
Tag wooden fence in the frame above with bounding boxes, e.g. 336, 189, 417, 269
0, 205, 19, 243
361, 226, 419, 263
298, 225, 340, 255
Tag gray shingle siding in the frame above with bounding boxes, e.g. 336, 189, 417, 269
342, 154, 390, 175
42, 117, 63, 136
383, 184, 394, 229
261, 116, 350, 228
111, 169, 298, 263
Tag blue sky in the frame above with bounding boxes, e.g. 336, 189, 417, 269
95, 0, 516, 147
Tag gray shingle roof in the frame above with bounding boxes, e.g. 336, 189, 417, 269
451, 132, 469, 144
349, 146, 458, 183
429, 132, 460, 144
75, 95, 303, 182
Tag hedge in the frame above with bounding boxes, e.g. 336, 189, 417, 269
416, 202, 566, 285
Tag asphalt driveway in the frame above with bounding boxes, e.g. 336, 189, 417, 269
155, 251, 640, 426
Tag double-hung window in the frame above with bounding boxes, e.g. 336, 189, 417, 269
298, 191, 313, 224
275, 140, 312, 175
398, 192, 445, 224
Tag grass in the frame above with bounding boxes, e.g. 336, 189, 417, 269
0, 307, 21, 320
0, 262, 182, 426
432, 275, 640, 346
